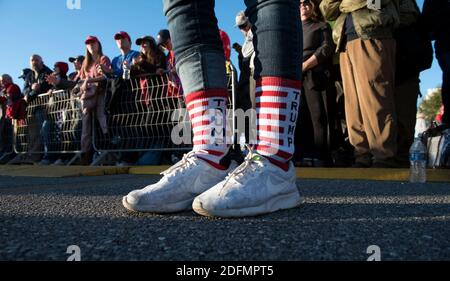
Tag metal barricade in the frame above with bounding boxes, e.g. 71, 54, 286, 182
93, 73, 188, 152
10, 90, 83, 165
5, 65, 237, 166
92, 65, 237, 165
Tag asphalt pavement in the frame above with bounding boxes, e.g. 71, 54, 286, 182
0, 174, 449, 261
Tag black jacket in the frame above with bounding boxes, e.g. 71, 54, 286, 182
302, 20, 334, 92
422, 0, 450, 54
130, 53, 167, 77
302, 20, 334, 64
22, 65, 53, 101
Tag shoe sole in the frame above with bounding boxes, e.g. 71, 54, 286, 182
122, 196, 194, 213
192, 190, 303, 218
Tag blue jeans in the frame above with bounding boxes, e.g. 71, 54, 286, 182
437, 51, 450, 125
163, 0, 302, 95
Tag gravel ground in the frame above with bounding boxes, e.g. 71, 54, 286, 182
0, 174, 449, 261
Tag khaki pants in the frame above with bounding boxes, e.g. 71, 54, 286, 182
340, 38, 397, 164
395, 75, 420, 162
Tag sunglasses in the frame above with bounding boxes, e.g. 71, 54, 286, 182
238, 23, 248, 29
300, 0, 311, 6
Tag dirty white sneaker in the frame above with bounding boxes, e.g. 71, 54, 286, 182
192, 149, 302, 217
122, 150, 236, 213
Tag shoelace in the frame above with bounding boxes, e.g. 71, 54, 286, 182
219, 145, 262, 196
161, 149, 208, 176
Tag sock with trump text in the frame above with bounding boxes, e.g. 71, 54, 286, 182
254, 77, 301, 171
185, 89, 230, 170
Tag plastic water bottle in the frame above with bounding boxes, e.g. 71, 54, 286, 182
123, 62, 131, 80
409, 138, 427, 183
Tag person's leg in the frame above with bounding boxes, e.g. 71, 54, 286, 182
28, 108, 45, 163
3, 118, 14, 156
247, 0, 302, 171
81, 109, 92, 155
294, 90, 314, 163
324, 77, 340, 152
39, 119, 51, 164
122, 0, 236, 213
249, 67, 256, 110
95, 93, 108, 135
236, 58, 253, 144
0, 116, 6, 154
303, 87, 328, 162
192, 0, 303, 217
437, 51, 450, 125
165, 0, 230, 169
340, 43, 372, 167
394, 75, 420, 165
236, 57, 252, 112
0, 117, 13, 156
5, 118, 13, 153
350, 39, 398, 166
248, 66, 257, 146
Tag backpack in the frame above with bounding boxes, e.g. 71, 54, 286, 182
421, 126, 450, 168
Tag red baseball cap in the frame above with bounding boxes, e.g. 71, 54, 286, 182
114, 31, 131, 43
85, 35, 100, 45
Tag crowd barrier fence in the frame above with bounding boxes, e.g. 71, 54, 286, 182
9, 64, 237, 166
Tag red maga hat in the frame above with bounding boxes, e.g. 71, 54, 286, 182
114, 31, 131, 43
85, 35, 100, 45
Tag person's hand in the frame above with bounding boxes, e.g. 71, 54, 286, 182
80, 80, 88, 92
96, 64, 104, 76
72, 85, 81, 98
123, 60, 130, 69
302, 62, 308, 72
45, 74, 58, 86
31, 83, 40, 91
232, 42, 242, 54
133, 56, 143, 64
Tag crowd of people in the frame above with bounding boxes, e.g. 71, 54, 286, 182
0, 29, 183, 165
234, 0, 448, 168
0, 0, 449, 169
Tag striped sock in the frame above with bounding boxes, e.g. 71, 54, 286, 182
185, 89, 230, 170
254, 77, 301, 171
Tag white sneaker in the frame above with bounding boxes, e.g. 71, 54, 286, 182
192, 149, 302, 217
122, 150, 236, 213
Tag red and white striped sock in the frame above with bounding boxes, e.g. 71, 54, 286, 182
254, 77, 301, 171
185, 89, 230, 170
